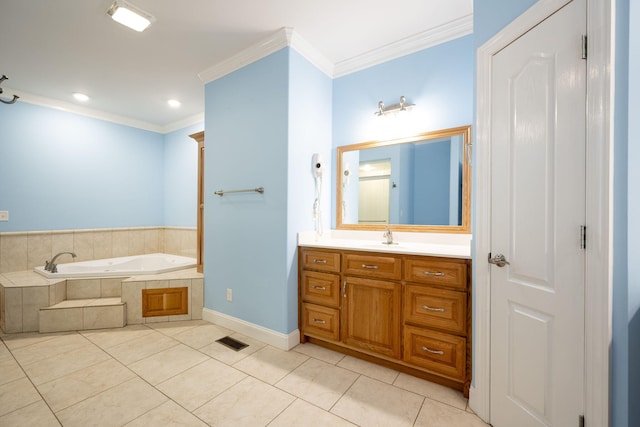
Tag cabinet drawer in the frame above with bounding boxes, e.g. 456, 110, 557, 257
344, 253, 401, 280
405, 258, 467, 289
403, 325, 466, 380
404, 285, 467, 334
301, 271, 341, 307
301, 303, 340, 341
301, 249, 341, 273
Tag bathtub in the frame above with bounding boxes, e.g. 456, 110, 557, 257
34, 253, 197, 279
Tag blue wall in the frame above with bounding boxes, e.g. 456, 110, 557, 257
628, 1, 640, 424
0, 102, 200, 232
331, 35, 474, 226
163, 123, 201, 226
203, 47, 331, 335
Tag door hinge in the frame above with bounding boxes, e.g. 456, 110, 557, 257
581, 225, 587, 249
579, 414, 585, 427
581, 35, 588, 60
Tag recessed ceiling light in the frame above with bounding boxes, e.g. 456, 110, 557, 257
167, 99, 181, 108
107, 0, 155, 32
73, 92, 90, 102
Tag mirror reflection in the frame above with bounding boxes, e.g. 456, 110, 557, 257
336, 126, 471, 233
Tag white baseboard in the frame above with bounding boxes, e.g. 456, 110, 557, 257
202, 308, 300, 351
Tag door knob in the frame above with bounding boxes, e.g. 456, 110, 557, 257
488, 253, 510, 267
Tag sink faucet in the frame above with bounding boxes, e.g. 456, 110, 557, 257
383, 226, 394, 245
45, 251, 77, 273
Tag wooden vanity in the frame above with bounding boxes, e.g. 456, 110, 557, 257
298, 246, 471, 396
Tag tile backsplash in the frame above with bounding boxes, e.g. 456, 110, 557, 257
0, 227, 196, 273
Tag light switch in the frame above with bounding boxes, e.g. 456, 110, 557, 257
0, 211, 7, 221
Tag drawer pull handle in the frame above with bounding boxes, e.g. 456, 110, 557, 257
422, 305, 445, 312
312, 318, 326, 325
361, 264, 379, 269
423, 271, 445, 276
422, 346, 444, 355
311, 285, 326, 291
313, 259, 328, 264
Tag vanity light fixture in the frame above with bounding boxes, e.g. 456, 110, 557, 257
107, 0, 155, 32
374, 96, 415, 116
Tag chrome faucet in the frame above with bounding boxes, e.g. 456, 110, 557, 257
45, 251, 77, 273
383, 226, 394, 245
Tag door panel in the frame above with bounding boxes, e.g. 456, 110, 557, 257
489, 0, 586, 425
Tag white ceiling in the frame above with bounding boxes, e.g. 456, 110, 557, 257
0, 0, 472, 132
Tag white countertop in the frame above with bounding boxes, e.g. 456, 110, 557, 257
298, 230, 471, 259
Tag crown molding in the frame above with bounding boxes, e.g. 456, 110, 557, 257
199, 28, 292, 84
161, 113, 204, 134
289, 31, 334, 77
333, 14, 473, 77
7, 88, 203, 134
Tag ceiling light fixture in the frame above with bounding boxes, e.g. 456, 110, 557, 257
167, 99, 181, 108
107, 0, 155, 32
374, 96, 415, 116
73, 92, 90, 102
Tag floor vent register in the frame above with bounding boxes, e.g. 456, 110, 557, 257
216, 336, 249, 351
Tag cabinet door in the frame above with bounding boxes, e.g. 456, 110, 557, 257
342, 276, 401, 358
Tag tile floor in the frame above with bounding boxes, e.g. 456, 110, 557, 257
0, 320, 489, 426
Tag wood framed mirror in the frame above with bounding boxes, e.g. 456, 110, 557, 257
336, 125, 471, 233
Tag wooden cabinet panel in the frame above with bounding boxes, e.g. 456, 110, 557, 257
403, 325, 466, 380
344, 253, 401, 280
405, 257, 467, 289
342, 276, 401, 358
404, 284, 467, 334
301, 249, 341, 273
301, 270, 341, 307
302, 303, 340, 341
142, 287, 188, 317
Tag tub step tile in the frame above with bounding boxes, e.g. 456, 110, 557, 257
39, 298, 126, 333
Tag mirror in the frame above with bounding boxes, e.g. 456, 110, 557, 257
336, 125, 471, 233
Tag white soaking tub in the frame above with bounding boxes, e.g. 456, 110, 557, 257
34, 253, 196, 278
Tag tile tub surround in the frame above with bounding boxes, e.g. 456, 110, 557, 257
122, 269, 204, 325
0, 268, 203, 334
0, 226, 196, 274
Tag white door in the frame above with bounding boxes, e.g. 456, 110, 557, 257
489, 0, 586, 426
358, 177, 390, 224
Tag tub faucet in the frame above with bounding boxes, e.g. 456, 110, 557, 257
383, 226, 394, 245
45, 251, 77, 273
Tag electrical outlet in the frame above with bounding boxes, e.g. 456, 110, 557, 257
0, 211, 8, 221
226, 288, 232, 302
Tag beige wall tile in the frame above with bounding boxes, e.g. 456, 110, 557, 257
0, 234, 27, 274
144, 229, 160, 254
67, 279, 101, 299
51, 232, 74, 258
111, 230, 129, 257
39, 307, 83, 333
101, 278, 122, 298
22, 287, 50, 332
73, 231, 94, 262
128, 230, 145, 256
145, 280, 169, 289
122, 282, 145, 324
93, 231, 113, 260
191, 279, 203, 320
27, 233, 52, 270
0, 285, 5, 332
55, 281, 67, 304
83, 305, 125, 330
3, 287, 23, 333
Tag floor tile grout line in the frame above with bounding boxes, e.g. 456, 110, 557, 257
1, 339, 64, 425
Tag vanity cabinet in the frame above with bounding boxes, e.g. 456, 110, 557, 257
298, 246, 471, 396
